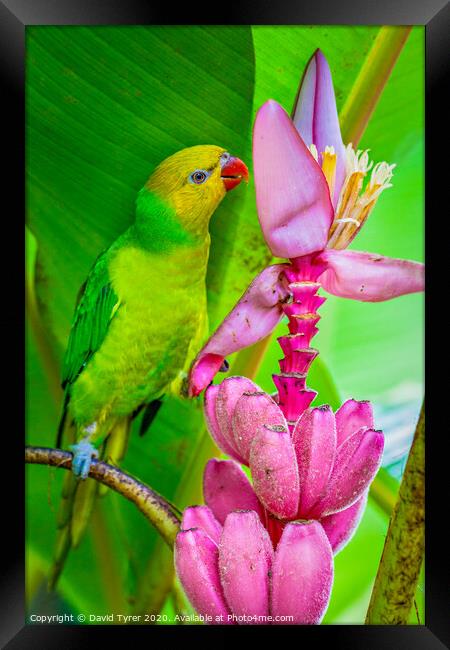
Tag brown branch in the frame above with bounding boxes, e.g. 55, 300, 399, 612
25, 446, 181, 546
366, 402, 425, 624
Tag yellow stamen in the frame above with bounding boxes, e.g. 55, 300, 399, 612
369, 161, 396, 189
345, 143, 373, 175
336, 198, 375, 248
327, 144, 395, 250
328, 171, 365, 247
321, 145, 337, 200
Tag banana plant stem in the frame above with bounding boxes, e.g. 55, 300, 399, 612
365, 402, 425, 624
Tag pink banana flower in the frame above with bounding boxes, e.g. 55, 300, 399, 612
175, 504, 333, 625
203, 377, 381, 544
188, 50, 424, 397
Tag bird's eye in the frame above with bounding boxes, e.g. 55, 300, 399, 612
189, 170, 208, 185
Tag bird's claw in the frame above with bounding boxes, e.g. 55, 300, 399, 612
69, 440, 99, 479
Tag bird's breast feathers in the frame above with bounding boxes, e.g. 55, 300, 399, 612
70, 243, 208, 425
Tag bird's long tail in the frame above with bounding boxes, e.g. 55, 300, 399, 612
48, 415, 131, 590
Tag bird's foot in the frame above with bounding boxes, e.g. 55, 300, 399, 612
69, 440, 99, 479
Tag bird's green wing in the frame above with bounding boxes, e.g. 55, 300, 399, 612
62, 251, 121, 390
52, 250, 125, 584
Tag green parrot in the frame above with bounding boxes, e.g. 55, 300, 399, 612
50, 145, 248, 587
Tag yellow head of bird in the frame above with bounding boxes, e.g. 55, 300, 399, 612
146, 145, 248, 235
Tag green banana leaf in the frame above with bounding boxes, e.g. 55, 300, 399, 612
26, 25, 424, 623
26, 24, 260, 617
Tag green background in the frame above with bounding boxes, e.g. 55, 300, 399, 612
26, 25, 424, 624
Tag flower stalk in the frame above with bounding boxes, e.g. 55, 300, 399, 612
274, 256, 328, 425
339, 26, 413, 145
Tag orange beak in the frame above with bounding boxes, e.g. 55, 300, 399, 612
221, 156, 249, 192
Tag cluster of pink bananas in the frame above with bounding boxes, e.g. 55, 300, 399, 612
175, 387, 382, 624
175, 49, 424, 625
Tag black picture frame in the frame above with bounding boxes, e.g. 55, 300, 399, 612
5, 0, 448, 647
